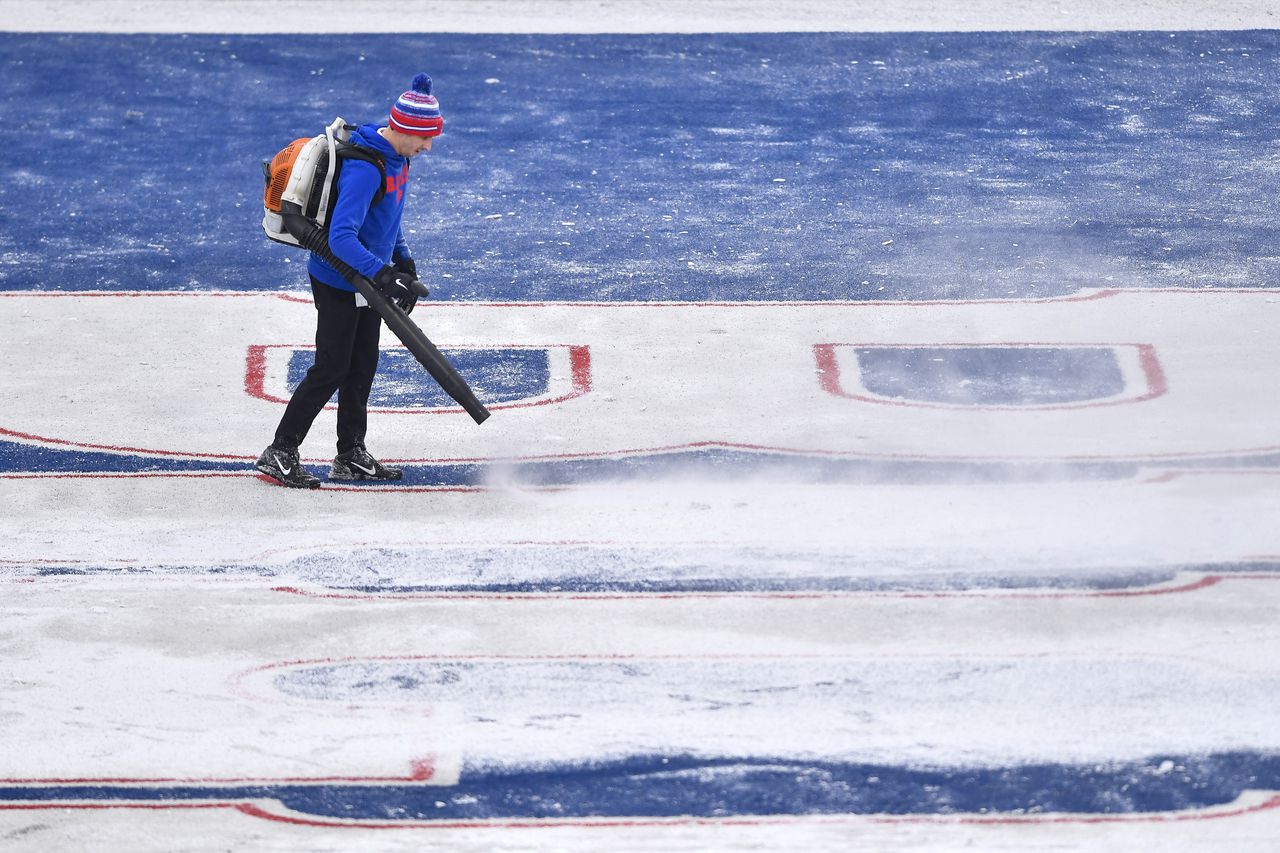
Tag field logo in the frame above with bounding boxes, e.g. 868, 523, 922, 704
246, 344, 591, 413
816, 343, 1165, 409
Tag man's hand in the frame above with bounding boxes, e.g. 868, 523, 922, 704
374, 264, 415, 299
393, 255, 418, 280
393, 256, 429, 301
374, 265, 428, 314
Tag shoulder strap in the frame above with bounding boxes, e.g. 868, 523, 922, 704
335, 142, 388, 208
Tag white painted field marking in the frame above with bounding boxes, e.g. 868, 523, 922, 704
2, 290, 1278, 463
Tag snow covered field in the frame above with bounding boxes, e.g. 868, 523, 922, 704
2, 2, 1279, 850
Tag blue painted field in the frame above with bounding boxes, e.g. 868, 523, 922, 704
2, 32, 1280, 300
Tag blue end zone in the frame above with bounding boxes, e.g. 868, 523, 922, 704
2, 32, 1279, 300
5, 752, 1279, 821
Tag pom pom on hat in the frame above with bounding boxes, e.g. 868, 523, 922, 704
390, 73, 443, 137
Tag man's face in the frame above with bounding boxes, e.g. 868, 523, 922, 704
402, 135, 434, 158
383, 127, 436, 159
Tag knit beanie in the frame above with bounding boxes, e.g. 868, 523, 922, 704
389, 73, 444, 137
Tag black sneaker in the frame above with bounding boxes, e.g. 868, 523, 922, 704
255, 445, 321, 489
330, 444, 403, 481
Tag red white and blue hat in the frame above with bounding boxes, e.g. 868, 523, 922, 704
389, 73, 444, 137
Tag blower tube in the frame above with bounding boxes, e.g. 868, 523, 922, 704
281, 204, 491, 425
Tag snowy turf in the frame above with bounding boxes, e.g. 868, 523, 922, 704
2, 0, 1278, 32
3, 2, 1280, 851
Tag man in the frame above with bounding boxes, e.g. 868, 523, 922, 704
255, 73, 443, 489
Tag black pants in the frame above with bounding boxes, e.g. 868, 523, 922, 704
273, 277, 382, 454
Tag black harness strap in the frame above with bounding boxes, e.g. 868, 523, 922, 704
335, 143, 389, 208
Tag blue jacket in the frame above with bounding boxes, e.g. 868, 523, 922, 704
309, 122, 411, 292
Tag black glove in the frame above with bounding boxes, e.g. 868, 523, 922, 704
374, 264, 413, 298
391, 257, 428, 313
392, 257, 428, 299
393, 255, 418, 279
373, 265, 429, 314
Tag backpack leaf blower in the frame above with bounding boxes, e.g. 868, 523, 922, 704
264, 117, 490, 425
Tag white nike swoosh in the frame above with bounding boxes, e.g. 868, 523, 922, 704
273, 453, 293, 476
350, 460, 377, 475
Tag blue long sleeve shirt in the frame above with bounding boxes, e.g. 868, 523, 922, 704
309, 122, 411, 292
